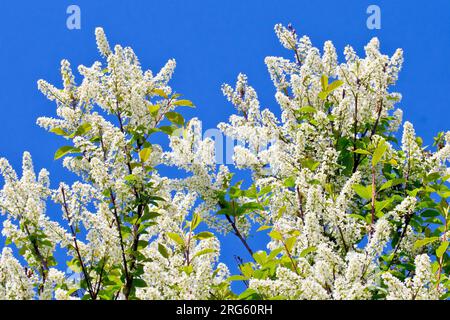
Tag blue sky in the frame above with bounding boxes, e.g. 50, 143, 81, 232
0, 0, 449, 292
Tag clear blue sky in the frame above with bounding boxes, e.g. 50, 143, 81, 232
0, 0, 449, 291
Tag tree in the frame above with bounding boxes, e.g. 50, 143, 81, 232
0, 24, 449, 300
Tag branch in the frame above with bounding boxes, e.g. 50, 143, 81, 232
225, 214, 255, 261
61, 186, 96, 299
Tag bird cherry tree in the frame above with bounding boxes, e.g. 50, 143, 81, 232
0, 24, 449, 300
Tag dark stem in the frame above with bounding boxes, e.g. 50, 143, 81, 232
225, 214, 255, 260
61, 186, 96, 299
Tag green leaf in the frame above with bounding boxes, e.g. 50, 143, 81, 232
300, 246, 317, 258
372, 140, 387, 166
283, 177, 295, 188
158, 243, 169, 259
352, 184, 372, 200
353, 149, 372, 155
181, 265, 194, 275
132, 278, 147, 288
379, 178, 405, 192
193, 248, 216, 259
268, 230, 283, 241
252, 251, 267, 265
436, 241, 449, 259
159, 125, 177, 135
191, 212, 201, 231
320, 75, 328, 91
240, 264, 254, 278
194, 231, 214, 240
148, 104, 160, 116
301, 158, 320, 171
167, 232, 184, 247
228, 275, 247, 281
413, 237, 439, 249
238, 288, 260, 300
165, 112, 184, 126
4, 237, 12, 246
327, 79, 344, 92
67, 259, 82, 273
257, 225, 272, 232
173, 99, 195, 107
298, 106, 316, 113
139, 147, 152, 162
318, 91, 329, 100
49, 127, 68, 136
73, 123, 92, 137
152, 88, 168, 99
285, 236, 297, 252
54, 146, 80, 160
421, 210, 440, 218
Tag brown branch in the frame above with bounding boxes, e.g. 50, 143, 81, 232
225, 214, 255, 261
370, 166, 377, 236
61, 186, 96, 299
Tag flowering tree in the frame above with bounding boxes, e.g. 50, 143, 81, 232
0, 25, 449, 300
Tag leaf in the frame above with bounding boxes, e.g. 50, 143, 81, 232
238, 288, 260, 300
54, 146, 80, 160
298, 106, 316, 113
413, 237, 439, 249
301, 158, 320, 171
283, 177, 296, 188
268, 230, 283, 241
300, 246, 317, 258
139, 147, 152, 162
237, 202, 264, 215
73, 123, 92, 137
167, 232, 184, 247
173, 99, 194, 107
132, 278, 147, 288
181, 265, 193, 275
148, 104, 160, 116
389, 159, 398, 166
257, 225, 272, 232
194, 231, 214, 240
379, 178, 405, 192
327, 79, 344, 92
193, 248, 216, 259
165, 112, 184, 126
49, 127, 68, 136
152, 88, 168, 98
158, 243, 169, 259
191, 212, 201, 231
124, 174, 137, 182
352, 184, 372, 200
318, 91, 329, 100
240, 264, 254, 278
353, 149, 372, 155
285, 236, 297, 252
67, 259, 82, 273
268, 248, 283, 260
159, 125, 177, 135
436, 241, 449, 259
320, 75, 328, 91
252, 251, 267, 265
372, 140, 387, 166
228, 275, 247, 281
421, 210, 440, 218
